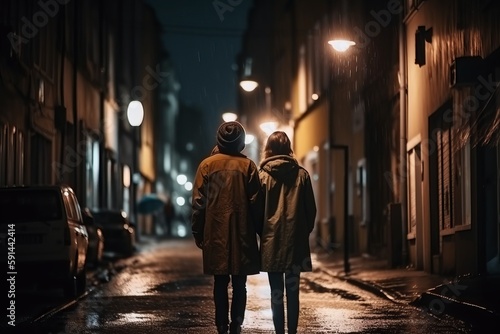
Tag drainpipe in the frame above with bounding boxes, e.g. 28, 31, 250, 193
98, 0, 106, 208
399, 11, 408, 266
496, 148, 500, 269
72, 1, 79, 191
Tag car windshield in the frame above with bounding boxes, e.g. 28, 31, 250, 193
0, 189, 62, 223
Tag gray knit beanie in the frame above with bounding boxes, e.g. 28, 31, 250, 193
216, 121, 246, 153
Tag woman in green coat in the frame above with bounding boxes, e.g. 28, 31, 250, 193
258, 131, 317, 334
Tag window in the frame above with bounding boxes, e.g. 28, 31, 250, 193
86, 136, 100, 209
307, 32, 314, 106
357, 159, 368, 226
455, 134, 471, 226
428, 100, 471, 231
14, 130, 24, 185
436, 127, 453, 230
0, 123, 6, 185
121, 163, 131, 217
30, 132, 52, 185
32, 9, 55, 81
298, 44, 307, 113
408, 146, 422, 235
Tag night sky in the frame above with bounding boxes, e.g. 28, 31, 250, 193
146, 0, 254, 136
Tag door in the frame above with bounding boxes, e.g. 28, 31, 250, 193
408, 140, 424, 270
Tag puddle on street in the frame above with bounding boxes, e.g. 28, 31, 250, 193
304, 279, 364, 301
150, 277, 209, 293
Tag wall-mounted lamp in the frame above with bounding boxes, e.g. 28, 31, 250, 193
240, 56, 259, 92
127, 100, 144, 126
328, 39, 356, 52
222, 112, 238, 122
415, 26, 432, 67
240, 78, 259, 92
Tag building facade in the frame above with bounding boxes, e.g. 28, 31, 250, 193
239, 0, 500, 277
404, 0, 500, 275
0, 0, 174, 237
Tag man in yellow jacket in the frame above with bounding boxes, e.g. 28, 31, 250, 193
192, 121, 263, 334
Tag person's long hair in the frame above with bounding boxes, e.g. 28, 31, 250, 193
262, 131, 294, 160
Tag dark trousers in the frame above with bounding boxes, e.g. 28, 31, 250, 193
268, 271, 301, 334
214, 275, 247, 330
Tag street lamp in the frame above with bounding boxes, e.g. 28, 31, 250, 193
239, 78, 259, 92
222, 112, 238, 122
327, 37, 355, 274
127, 100, 144, 126
328, 39, 356, 52
127, 100, 144, 238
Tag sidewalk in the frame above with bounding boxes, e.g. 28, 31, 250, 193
312, 250, 500, 328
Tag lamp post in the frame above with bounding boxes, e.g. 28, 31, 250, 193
127, 100, 144, 238
331, 144, 350, 274
327, 37, 355, 275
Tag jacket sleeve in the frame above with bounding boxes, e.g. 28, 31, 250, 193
191, 164, 206, 245
304, 173, 317, 234
248, 162, 264, 236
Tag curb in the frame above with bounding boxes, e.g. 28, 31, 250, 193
410, 291, 498, 325
324, 265, 499, 327
320, 268, 402, 303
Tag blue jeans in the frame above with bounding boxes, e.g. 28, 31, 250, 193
214, 275, 247, 330
268, 271, 300, 334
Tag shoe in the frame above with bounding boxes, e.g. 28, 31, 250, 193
217, 325, 229, 334
229, 323, 241, 334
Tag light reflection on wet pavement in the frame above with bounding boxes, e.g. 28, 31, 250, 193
8, 238, 474, 334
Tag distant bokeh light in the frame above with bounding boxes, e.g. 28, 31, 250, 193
176, 174, 187, 185
176, 197, 186, 206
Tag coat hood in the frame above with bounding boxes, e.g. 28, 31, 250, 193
259, 155, 299, 181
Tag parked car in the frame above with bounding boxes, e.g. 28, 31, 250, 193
0, 185, 88, 297
90, 209, 136, 257
81, 207, 104, 268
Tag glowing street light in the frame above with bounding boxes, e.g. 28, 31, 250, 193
127, 100, 144, 126
328, 39, 356, 52
222, 112, 238, 122
239, 79, 259, 92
